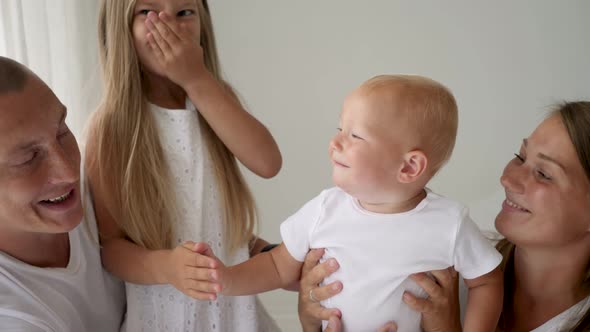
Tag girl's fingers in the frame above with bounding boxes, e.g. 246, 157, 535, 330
147, 11, 180, 46
147, 32, 165, 61
185, 253, 217, 269
184, 265, 218, 281
186, 289, 217, 301
146, 18, 172, 55
158, 11, 182, 41
184, 278, 221, 294
191, 242, 217, 260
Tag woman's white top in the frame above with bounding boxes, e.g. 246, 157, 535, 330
459, 264, 590, 331
122, 101, 279, 332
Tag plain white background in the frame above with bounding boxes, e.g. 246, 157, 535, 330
2, 1, 590, 331
209, 1, 590, 329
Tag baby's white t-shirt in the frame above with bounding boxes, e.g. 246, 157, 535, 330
281, 187, 502, 332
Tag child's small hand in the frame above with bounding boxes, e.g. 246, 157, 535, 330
145, 11, 208, 89
164, 241, 222, 301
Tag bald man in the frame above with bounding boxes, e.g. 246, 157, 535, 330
0, 57, 125, 331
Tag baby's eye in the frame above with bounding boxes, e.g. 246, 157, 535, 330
177, 9, 195, 17
137, 9, 151, 15
514, 153, 525, 163
336, 127, 342, 132
351, 133, 364, 140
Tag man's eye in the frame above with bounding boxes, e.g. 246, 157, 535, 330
17, 151, 39, 167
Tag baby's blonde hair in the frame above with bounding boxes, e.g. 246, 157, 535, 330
362, 75, 458, 174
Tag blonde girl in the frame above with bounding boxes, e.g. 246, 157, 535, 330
86, 0, 282, 330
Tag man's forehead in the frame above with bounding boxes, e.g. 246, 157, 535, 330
0, 83, 66, 154
0, 57, 29, 94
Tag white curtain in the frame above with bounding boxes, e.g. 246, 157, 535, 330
0, 0, 101, 140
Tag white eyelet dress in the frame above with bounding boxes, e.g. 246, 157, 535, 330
122, 100, 280, 332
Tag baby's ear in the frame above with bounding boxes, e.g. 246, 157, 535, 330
398, 150, 428, 183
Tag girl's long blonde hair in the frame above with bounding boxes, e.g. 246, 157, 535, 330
88, 0, 256, 252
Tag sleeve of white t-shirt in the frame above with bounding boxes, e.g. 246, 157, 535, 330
279, 191, 326, 262
452, 208, 503, 280
0, 316, 49, 332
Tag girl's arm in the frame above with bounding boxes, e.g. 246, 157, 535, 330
185, 76, 282, 179
145, 12, 282, 178
218, 243, 302, 296
85, 131, 221, 300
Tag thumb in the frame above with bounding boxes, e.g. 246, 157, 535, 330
192, 242, 215, 257
182, 241, 197, 250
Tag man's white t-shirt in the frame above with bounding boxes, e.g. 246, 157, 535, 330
0, 180, 126, 331
281, 187, 502, 332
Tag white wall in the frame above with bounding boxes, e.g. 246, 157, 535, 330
0, 0, 100, 140
210, 1, 590, 330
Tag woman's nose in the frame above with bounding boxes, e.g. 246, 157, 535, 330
500, 163, 525, 193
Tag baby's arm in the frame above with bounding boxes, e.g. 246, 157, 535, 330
217, 243, 303, 296
463, 266, 503, 331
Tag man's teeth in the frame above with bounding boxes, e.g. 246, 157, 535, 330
506, 199, 528, 212
46, 191, 71, 203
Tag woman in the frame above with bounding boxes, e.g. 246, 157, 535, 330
299, 101, 590, 331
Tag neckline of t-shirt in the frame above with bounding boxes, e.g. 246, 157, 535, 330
0, 224, 81, 275
530, 295, 590, 331
349, 188, 433, 218
148, 98, 195, 113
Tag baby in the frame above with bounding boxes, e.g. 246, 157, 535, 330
208, 75, 503, 331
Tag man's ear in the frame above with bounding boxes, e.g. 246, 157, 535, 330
398, 150, 428, 184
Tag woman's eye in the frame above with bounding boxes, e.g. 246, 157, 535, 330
178, 9, 195, 17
